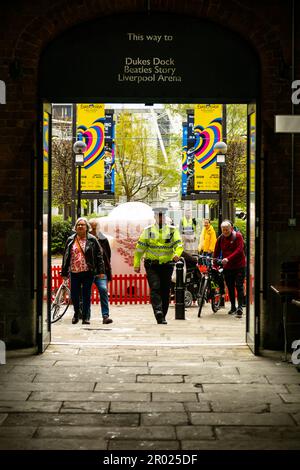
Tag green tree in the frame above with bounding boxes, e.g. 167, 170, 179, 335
225, 104, 247, 219
52, 138, 73, 220
115, 111, 180, 202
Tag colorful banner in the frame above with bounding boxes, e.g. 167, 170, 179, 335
76, 104, 106, 192
43, 112, 49, 191
194, 104, 222, 193
181, 122, 188, 196
104, 111, 115, 194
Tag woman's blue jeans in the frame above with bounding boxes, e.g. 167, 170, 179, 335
94, 275, 110, 317
70, 271, 94, 320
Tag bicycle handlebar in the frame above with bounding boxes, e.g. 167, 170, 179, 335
198, 255, 223, 266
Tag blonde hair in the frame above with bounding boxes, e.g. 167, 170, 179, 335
73, 217, 90, 232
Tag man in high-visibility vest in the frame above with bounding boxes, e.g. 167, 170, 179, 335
134, 207, 183, 324
180, 209, 197, 253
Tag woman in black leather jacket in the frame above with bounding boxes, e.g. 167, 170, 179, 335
61, 217, 105, 325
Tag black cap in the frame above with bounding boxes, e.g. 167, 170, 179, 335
152, 207, 168, 214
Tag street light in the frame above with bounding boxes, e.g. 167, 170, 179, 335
73, 140, 87, 219
214, 141, 228, 235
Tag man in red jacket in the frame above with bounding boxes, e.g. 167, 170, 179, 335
213, 220, 246, 317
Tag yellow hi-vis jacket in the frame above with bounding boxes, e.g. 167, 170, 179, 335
198, 225, 217, 253
134, 223, 183, 268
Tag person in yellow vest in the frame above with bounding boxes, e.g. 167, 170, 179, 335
134, 207, 183, 324
198, 218, 217, 265
180, 209, 197, 254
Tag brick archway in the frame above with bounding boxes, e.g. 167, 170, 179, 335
9, 1, 283, 99
0, 0, 296, 350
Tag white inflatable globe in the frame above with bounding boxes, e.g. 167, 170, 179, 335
109, 202, 154, 221
97, 202, 154, 275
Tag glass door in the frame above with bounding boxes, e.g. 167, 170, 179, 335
246, 103, 259, 354
37, 103, 52, 352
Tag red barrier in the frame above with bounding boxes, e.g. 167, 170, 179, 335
50, 266, 249, 305
50, 266, 150, 305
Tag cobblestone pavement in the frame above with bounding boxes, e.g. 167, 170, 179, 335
0, 303, 299, 450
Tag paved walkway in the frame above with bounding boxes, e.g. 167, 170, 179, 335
0, 303, 300, 450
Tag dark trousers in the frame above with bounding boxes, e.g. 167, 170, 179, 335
223, 267, 245, 310
145, 262, 174, 317
70, 271, 94, 320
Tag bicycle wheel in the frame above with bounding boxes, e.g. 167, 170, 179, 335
211, 285, 221, 313
184, 289, 193, 308
51, 284, 70, 323
197, 278, 208, 317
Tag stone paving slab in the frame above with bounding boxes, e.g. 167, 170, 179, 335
190, 412, 295, 426
60, 402, 109, 413
200, 392, 283, 404
3, 412, 139, 427
202, 383, 287, 393
0, 391, 31, 401
152, 392, 198, 402
5, 358, 57, 365
34, 373, 138, 383
0, 374, 36, 382
35, 425, 177, 440
267, 375, 300, 384
0, 382, 95, 392
279, 394, 300, 403
108, 440, 180, 450
215, 425, 300, 442
0, 401, 62, 413
107, 367, 149, 374
29, 391, 151, 402
141, 412, 189, 426
0, 426, 37, 438
270, 403, 300, 414
181, 439, 300, 450
11, 366, 109, 374
175, 425, 214, 440
54, 360, 149, 367
237, 365, 299, 374
184, 374, 268, 384
110, 402, 188, 413
186, 402, 268, 413
285, 384, 300, 393
0, 438, 107, 450
150, 365, 238, 375
137, 375, 183, 383
94, 382, 201, 393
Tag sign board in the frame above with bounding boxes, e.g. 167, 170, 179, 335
275, 115, 300, 133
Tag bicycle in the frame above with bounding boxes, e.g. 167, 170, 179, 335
50, 278, 70, 323
197, 256, 224, 317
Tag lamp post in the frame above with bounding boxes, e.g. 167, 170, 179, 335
214, 141, 228, 235
73, 140, 87, 219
